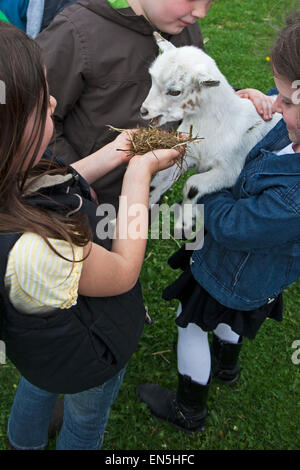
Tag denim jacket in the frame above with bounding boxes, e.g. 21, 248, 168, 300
191, 118, 300, 310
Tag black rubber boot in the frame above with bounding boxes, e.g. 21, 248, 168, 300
211, 334, 244, 386
136, 373, 210, 433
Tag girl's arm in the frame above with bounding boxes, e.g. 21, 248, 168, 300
78, 146, 183, 297
71, 131, 135, 184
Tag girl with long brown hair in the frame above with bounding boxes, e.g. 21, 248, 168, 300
0, 21, 183, 449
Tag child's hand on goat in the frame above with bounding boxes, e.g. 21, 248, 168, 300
236, 88, 275, 121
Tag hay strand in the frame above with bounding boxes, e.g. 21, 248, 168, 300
107, 125, 203, 164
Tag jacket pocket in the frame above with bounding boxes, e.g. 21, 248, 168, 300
231, 252, 292, 304
232, 253, 251, 286
216, 250, 251, 291
193, 239, 250, 293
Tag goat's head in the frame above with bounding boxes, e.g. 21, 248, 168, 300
141, 33, 221, 126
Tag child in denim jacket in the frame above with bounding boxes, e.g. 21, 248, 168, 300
137, 11, 300, 433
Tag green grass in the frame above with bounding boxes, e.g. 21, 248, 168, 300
1, 0, 299, 451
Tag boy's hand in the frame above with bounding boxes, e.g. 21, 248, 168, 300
237, 88, 275, 121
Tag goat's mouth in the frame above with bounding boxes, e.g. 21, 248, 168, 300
150, 115, 163, 127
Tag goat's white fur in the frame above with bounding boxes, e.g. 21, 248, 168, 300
142, 32, 281, 232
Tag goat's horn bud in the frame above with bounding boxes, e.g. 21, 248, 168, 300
153, 31, 176, 53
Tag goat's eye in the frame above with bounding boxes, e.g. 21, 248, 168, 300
167, 89, 181, 96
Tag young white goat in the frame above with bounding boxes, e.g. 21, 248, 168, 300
141, 32, 281, 233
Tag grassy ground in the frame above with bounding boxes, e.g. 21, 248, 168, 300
0, 0, 299, 451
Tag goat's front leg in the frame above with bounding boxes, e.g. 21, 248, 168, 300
174, 166, 239, 236
149, 156, 195, 206
149, 165, 178, 206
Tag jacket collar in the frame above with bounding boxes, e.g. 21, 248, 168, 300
245, 118, 291, 165
24, 174, 74, 195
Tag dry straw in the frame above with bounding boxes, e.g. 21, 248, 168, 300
107, 125, 204, 171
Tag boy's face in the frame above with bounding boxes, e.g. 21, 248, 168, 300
132, 0, 213, 34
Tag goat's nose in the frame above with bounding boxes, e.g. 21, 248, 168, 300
140, 107, 149, 117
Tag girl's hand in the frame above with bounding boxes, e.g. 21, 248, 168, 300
128, 146, 185, 176
109, 130, 137, 165
236, 88, 275, 121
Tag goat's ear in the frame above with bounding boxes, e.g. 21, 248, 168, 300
193, 72, 220, 89
153, 31, 176, 53
200, 79, 220, 88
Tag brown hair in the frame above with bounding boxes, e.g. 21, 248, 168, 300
0, 22, 91, 257
271, 11, 300, 82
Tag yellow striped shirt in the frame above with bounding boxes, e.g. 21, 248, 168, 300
5, 233, 83, 314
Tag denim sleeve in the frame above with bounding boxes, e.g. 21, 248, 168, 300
201, 188, 300, 252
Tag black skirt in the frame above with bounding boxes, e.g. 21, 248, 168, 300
162, 246, 283, 340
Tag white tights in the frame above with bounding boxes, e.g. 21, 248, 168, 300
176, 304, 240, 386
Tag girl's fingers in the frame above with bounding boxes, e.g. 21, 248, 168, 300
237, 89, 275, 121
260, 99, 273, 120
237, 92, 250, 99
153, 148, 183, 171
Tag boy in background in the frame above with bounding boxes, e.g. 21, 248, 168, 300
36, 0, 211, 209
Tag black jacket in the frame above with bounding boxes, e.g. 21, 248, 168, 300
0, 163, 146, 393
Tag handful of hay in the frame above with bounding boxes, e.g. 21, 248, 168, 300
107, 125, 203, 168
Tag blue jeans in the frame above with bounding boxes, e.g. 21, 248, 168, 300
7, 368, 126, 450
